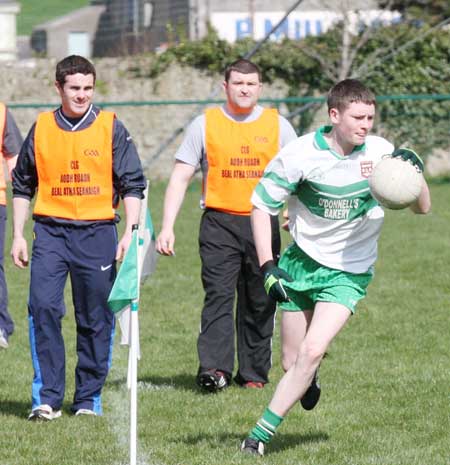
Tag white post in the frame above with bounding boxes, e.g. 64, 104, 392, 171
0, 1, 20, 61
129, 300, 139, 465
129, 182, 149, 465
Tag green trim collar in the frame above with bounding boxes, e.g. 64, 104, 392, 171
314, 126, 366, 157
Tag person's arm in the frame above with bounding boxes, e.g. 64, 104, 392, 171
11, 197, 31, 268
112, 119, 146, 199
10, 124, 37, 269
110, 116, 146, 261
251, 206, 293, 302
410, 178, 431, 214
251, 206, 275, 266
251, 143, 303, 302
3, 109, 23, 176
6, 155, 17, 177
156, 161, 196, 256
115, 196, 141, 261
279, 115, 298, 148
11, 124, 38, 199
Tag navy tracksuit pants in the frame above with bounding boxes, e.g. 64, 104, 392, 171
197, 209, 281, 384
28, 222, 116, 414
0, 205, 14, 338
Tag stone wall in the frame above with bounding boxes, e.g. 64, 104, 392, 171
1, 57, 448, 178
0, 57, 289, 179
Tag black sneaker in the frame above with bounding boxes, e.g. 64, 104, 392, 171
241, 437, 264, 456
300, 369, 321, 410
196, 369, 229, 393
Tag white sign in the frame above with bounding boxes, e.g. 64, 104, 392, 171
211, 10, 401, 42
68, 32, 90, 57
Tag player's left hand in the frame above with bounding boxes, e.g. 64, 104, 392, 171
391, 148, 424, 172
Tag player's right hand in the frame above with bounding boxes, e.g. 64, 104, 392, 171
11, 237, 29, 268
261, 260, 293, 302
391, 148, 424, 172
156, 229, 175, 256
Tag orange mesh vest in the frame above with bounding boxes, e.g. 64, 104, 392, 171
33, 111, 115, 220
204, 107, 279, 215
0, 103, 7, 205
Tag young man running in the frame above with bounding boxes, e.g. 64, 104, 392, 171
241, 78, 431, 455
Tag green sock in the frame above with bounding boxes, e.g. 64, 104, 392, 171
249, 408, 284, 444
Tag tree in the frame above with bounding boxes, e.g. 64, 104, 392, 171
379, 0, 450, 25
146, 6, 449, 156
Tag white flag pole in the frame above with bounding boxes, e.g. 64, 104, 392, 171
129, 223, 140, 465
129, 181, 149, 465
129, 298, 139, 465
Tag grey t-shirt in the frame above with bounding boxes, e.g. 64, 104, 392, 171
3, 108, 23, 157
175, 105, 297, 172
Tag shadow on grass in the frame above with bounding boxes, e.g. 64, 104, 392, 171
181, 431, 329, 454
0, 399, 30, 418
270, 431, 330, 454
107, 372, 201, 393
0, 399, 83, 419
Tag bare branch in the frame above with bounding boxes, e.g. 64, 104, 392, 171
339, 11, 352, 79
301, 47, 339, 82
343, 0, 397, 78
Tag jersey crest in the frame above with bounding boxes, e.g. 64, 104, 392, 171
360, 160, 373, 178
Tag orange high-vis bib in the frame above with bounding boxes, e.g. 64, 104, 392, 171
204, 108, 279, 215
0, 103, 7, 205
33, 111, 115, 220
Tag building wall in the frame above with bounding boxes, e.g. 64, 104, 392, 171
93, 0, 190, 56
27, 0, 397, 59
31, 6, 106, 59
204, 0, 379, 12
0, 1, 20, 61
202, 0, 397, 42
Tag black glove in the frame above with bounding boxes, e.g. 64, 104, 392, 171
391, 148, 424, 172
261, 260, 293, 303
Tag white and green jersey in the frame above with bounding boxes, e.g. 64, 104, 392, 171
252, 126, 394, 273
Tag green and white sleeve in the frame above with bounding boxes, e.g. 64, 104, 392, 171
251, 147, 302, 215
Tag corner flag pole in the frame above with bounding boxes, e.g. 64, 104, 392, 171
129, 180, 150, 465
129, 224, 140, 465
107, 182, 154, 465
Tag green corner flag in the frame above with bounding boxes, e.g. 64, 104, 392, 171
106, 181, 157, 465
107, 229, 139, 314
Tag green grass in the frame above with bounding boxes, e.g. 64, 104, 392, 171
1, 179, 449, 465
17, 0, 90, 36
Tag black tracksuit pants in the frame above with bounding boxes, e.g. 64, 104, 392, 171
197, 209, 281, 384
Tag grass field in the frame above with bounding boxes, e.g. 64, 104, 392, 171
17, 0, 90, 36
0, 179, 449, 465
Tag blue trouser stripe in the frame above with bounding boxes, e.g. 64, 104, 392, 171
29, 315, 43, 409
92, 322, 115, 415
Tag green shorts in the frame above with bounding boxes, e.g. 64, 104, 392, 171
279, 243, 373, 314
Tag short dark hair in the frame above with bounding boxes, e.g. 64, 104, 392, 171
55, 55, 96, 87
327, 79, 376, 113
224, 58, 262, 82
